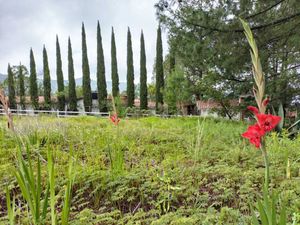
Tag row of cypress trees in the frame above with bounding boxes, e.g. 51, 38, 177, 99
7, 22, 164, 112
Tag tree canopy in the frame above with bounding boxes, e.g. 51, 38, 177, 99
97, 21, 108, 112
29, 48, 38, 109
82, 23, 92, 112
68, 37, 77, 111
43, 46, 51, 109
111, 27, 120, 97
164, 66, 191, 114
155, 25, 164, 111
7, 64, 16, 109
156, 0, 300, 109
140, 31, 148, 110
56, 36, 65, 111
127, 27, 135, 107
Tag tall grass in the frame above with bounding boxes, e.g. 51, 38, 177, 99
47, 147, 56, 225
193, 118, 206, 162
6, 145, 75, 225
6, 187, 15, 225
61, 146, 75, 225
13, 146, 49, 225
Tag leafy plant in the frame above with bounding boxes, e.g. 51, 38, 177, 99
156, 173, 181, 214
61, 147, 75, 225
251, 188, 286, 225
6, 145, 75, 225
292, 212, 300, 225
287, 119, 300, 138
13, 146, 49, 225
112, 95, 126, 118
272, 102, 300, 138
277, 103, 284, 132
6, 187, 15, 225
106, 143, 124, 176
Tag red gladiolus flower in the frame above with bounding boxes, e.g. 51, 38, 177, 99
257, 114, 281, 132
242, 124, 265, 148
247, 106, 259, 115
110, 114, 120, 126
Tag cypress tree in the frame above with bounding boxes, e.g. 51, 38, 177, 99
111, 27, 119, 97
56, 35, 65, 111
140, 30, 148, 110
126, 27, 135, 107
96, 21, 108, 112
82, 22, 92, 112
169, 49, 176, 74
43, 45, 51, 109
68, 37, 77, 111
7, 64, 16, 109
30, 48, 38, 109
18, 64, 25, 110
155, 25, 164, 111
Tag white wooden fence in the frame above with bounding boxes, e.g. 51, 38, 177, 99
0, 109, 196, 118
0, 109, 109, 117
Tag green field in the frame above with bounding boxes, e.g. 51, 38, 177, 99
0, 116, 299, 224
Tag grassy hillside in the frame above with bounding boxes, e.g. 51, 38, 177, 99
0, 116, 299, 224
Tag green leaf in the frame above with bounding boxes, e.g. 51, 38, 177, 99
279, 206, 287, 225
35, 157, 41, 224
277, 102, 284, 131
41, 183, 50, 224
61, 149, 75, 225
271, 192, 278, 225
257, 200, 268, 225
47, 148, 57, 225
6, 187, 15, 225
250, 204, 260, 225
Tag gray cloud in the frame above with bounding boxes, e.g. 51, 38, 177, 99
0, 0, 168, 83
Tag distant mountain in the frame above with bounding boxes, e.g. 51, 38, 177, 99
0, 73, 7, 83
0, 73, 126, 94
50, 78, 126, 93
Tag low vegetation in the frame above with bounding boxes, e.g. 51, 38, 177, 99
0, 116, 299, 224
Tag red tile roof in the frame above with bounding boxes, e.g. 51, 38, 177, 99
196, 100, 239, 110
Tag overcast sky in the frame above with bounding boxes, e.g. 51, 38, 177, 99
0, 0, 167, 83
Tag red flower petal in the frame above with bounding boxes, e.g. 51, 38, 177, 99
242, 123, 265, 148
110, 114, 120, 125
257, 114, 281, 132
247, 106, 259, 115
263, 97, 270, 106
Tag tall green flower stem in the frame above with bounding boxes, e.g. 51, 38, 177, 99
260, 140, 269, 191
241, 19, 287, 224
108, 95, 123, 176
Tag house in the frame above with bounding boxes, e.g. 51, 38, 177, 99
20, 96, 58, 110
164, 102, 197, 115
76, 92, 101, 112
1, 96, 58, 112
133, 99, 156, 111
196, 99, 240, 118
76, 92, 157, 113
180, 102, 197, 115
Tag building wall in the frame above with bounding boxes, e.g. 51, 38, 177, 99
76, 99, 99, 112
200, 109, 219, 117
